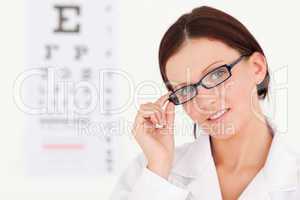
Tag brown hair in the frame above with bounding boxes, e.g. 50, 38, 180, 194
159, 6, 269, 99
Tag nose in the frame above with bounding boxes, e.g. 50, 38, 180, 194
192, 86, 221, 115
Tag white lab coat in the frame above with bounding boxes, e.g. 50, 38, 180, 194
109, 123, 300, 200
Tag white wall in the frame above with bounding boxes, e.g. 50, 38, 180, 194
0, 0, 299, 199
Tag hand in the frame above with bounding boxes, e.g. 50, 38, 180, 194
132, 92, 175, 179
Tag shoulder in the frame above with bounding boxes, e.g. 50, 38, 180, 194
274, 134, 300, 181
268, 121, 300, 167
285, 142, 300, 169
277, 134, 300, 165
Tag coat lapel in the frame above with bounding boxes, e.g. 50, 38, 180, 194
187, 156, 223, 199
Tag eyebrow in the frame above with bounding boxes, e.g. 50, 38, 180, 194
173, 60, 224, 89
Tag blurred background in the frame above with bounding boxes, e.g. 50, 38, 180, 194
0, 0, 299, 199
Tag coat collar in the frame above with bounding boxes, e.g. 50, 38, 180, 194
171, 120, 299, 192
263, 125, 299, 192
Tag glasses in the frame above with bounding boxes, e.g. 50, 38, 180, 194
168, 54, 250, 105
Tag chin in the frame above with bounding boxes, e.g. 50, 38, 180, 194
203, 120, 237, 140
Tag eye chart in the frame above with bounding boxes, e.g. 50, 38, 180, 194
21, 0, 120, 176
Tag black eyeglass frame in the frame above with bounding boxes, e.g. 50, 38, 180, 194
168, 54, 251, 105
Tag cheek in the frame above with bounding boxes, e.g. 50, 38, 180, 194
181, 98, 215, 124
182, 71, 258, 137
229, 74, 256, 113
181, 73, 256, 124
182, 84, 232, 122
222, 73, 257, 135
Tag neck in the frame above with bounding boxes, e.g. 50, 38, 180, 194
210, 115, 273, 172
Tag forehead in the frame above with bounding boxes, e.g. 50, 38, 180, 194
165, 38, 237, 86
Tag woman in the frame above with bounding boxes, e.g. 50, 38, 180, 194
110, 6, 299, 200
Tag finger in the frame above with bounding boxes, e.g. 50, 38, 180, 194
155, 92, 172, 125
151, 104, 164, 125
150, 115, 159, 127
139, 105, 163, 127
154, 92, 172, 108
144, 104, 163, 126
134, 114, 158, 134
161, 101, 169, 126
156, 101, 175, 150
165, 100, 175, 133
153, 101, 170, 127
139, 109, 159, 123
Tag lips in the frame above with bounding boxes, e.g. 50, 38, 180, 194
207, 108, 230, 121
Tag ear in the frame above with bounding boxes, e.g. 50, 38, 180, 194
248, 52, 267, 85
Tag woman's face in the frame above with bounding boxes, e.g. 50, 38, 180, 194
165, 37, 266, 139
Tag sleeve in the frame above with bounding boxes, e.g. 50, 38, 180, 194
109, 153, 190, 200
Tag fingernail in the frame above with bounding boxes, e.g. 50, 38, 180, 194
156, 123, 163, 129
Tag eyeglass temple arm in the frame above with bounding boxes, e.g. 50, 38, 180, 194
227, 54, 250, 69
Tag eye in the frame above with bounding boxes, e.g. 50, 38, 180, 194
177, 86, 193, 96
179, 87, 189, 95
209, 68, 227, 80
